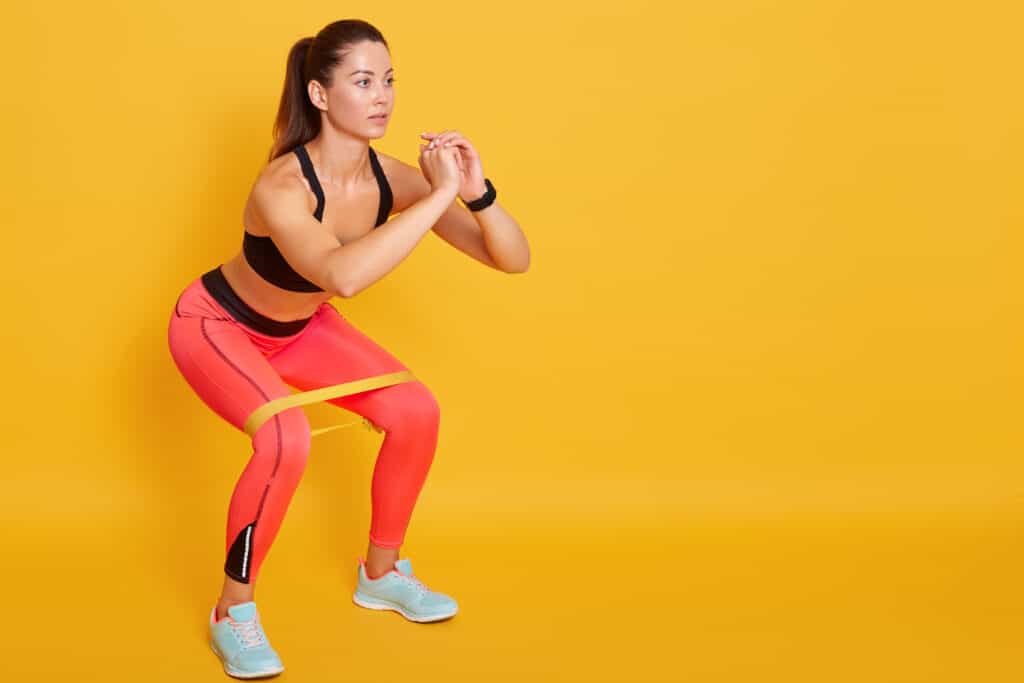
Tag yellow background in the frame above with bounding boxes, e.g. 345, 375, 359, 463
1, 1, 1021, 680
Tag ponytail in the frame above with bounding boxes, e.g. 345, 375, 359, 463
268, 37, 318, 162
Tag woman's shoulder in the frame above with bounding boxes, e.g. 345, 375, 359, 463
251, 148, 311, 203
245, 149, 314, 227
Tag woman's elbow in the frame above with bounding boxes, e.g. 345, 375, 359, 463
504, 255, 530, 274
330, 273, 357, 298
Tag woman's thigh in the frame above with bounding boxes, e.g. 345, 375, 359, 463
267, 304, 437, 428
168, 310, 303, 435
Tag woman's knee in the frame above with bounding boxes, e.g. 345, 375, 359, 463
374, 381, 440, 432
252, 407, 312, 477
400, 381, 440, 427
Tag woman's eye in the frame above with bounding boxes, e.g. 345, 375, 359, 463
357, 78, 395, 87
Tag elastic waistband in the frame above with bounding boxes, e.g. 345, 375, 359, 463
200, 266, 313, 337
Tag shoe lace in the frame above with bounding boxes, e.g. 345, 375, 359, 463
230, 616, 268, 650
398, 573, 430, 598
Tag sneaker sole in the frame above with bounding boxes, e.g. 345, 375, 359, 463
209, 641, 285, 679
352, 592, 458, 622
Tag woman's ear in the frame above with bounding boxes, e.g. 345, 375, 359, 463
307, 80, 328, 111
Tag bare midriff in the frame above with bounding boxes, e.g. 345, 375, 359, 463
219, 251, 332, 322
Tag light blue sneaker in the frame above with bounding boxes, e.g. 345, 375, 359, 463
208, 601, 285, 679
353, 557, 459, 622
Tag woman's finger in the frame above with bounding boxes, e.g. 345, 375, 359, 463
444, 139, 477, 163
437, 131, 461, 147
439, 137, 470, 150
430, 130, 451, 148
434, 130, 462, 147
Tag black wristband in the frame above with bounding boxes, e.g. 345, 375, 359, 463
464, 178, 496, 211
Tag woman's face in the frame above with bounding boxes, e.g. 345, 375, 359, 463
315, 40, 394, 139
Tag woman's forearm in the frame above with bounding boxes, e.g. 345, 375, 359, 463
327, 189, 457, 297
472, 200, 530, 273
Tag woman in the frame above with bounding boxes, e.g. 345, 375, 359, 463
167, 18, 529, 678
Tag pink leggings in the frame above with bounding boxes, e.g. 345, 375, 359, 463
166, 270, 440, 584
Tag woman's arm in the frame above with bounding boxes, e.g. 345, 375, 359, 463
252, 174, 458, 298
332, 187, 457, 297
382, 152, 530, 273
460, 199, 530, 274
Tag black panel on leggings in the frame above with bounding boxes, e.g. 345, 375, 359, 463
224, 521, 256, 583
200, 266, 312, 336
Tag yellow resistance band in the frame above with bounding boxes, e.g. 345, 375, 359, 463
242, 370, 417, 439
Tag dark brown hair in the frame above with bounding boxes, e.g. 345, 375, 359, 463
268, 19, 389, 162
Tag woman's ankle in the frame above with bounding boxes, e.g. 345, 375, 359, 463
215, 597, 253, 621
217, 573, 255, 620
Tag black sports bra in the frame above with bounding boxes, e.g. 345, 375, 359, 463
242, 144, 393, 292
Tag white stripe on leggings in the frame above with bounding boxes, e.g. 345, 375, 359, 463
241, 526, 252, 578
